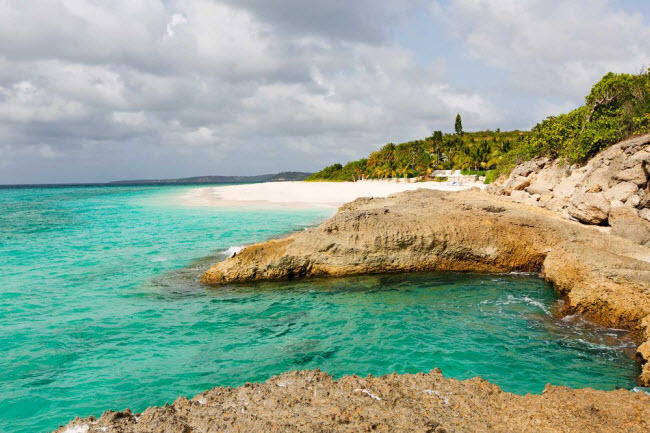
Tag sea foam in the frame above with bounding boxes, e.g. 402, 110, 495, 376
224, 245, 245, 257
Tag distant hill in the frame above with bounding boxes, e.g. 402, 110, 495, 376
108, 171, 312, 185
267, 172, 314, 182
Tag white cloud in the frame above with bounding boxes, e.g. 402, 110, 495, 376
39, 144, 60, 159
182, 126, 220, 147
112, 111, 147, 128
166, 13, 188, 38
0, 81, 85, 123
0, 0, 647, 182
434, 0, 650, 100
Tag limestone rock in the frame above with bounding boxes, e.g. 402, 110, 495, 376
526, 180, 553, 196
55, 369, 650, 433
505, 176, 531, 193
609, 207, 650, 247
490, 134, 650, 226
604, 182, 638, 203
640, 208, 650, 222
509, 190, 530, 203
615, 163, 648, 187
568, 192, 610, 224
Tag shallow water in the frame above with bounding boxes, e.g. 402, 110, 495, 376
0, 185, 640, 433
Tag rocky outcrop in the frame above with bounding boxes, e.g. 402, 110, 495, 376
489, 134, 650, 240
201, 189, 650, 386
55, 369, 650, 433
610, 207, 650, 248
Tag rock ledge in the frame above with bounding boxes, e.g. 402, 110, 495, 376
56, 369, 650, 433
202, 189, 650, 386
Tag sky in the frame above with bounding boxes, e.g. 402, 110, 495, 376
0, 0, 649, 184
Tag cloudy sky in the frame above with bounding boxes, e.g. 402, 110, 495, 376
1, 0, 649, 184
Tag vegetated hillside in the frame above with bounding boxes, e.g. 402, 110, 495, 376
306, 69, 650, 183
306, 128, 524, 182
267, 171, 313, 182
511, 70, 650, 166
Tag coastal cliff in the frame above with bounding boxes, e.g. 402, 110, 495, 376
56, 369, 649, 433
201, 188, 650, 386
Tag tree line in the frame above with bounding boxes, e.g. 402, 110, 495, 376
307, 69, 650, 183
306, 115, 524, 182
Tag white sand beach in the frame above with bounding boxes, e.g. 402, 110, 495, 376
180, 179, 485, 209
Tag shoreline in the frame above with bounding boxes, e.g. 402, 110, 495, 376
54, 187, 650, 432
179, 179, 486, 209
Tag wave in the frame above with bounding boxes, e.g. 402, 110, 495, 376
483, 294, 552, 315
632, 387, 650, 395
223, 245, 245, 257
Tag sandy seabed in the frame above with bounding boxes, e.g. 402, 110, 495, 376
180, 179, 485, 209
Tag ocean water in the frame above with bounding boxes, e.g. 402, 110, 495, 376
0, 185, 640, 433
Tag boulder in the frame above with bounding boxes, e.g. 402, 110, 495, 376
640, 208, 650, 222
526, 180, 553, 196
628, 194, 642, 207
489, 134, 650, 226
604, 182, 638, 203
509, 190, 530, 203
552, 172, 583, 198
615, 163, 648, 187
568, 192, 611, 225
505, 176, 531, 194
609, 207, 650, 247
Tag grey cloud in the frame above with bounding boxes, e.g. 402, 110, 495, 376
2, 0, 602, 184
219, 0, 425, 43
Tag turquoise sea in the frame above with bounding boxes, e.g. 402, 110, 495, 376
0, 185, 641, 433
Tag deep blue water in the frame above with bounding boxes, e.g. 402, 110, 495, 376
0, 185, 640, 433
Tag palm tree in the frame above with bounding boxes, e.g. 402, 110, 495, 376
453, 150, 472, 170
397, 164, 410, 179
463, 140, 491, 171
487, 140, 511, 169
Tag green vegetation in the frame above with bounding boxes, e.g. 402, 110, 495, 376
512, 70, 650, 165
455, 113, 463, 135
484, 170, 498, 184
305, 124, 524, 182
306, 70, 650, 183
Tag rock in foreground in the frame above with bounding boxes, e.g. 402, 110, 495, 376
56, 369, 650, 433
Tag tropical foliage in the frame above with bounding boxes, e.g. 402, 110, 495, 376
306, 70, 650, 182
512, 69, 650, 164
306, 122, 524, 182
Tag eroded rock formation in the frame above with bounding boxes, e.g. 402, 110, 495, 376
489, 134, 650, 245
55, 369, 650, 433
201, 189, 650, 385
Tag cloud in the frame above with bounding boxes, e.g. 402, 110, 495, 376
433, 0, 650, 100
38, 144, 60, 159
0, 0, 647, 183
0, 0, 499, 183
219, 0, 425, 43
112, 111, 147, 128
166, 13, 188, 38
